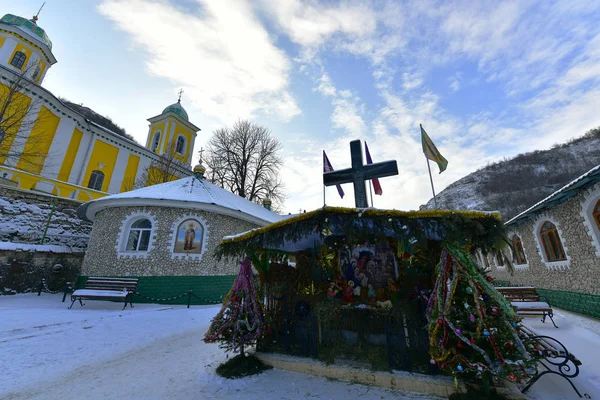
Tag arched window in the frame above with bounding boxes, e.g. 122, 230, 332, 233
495, 251, 504, 267
10, 51, 27, 69
540, 221, 566, 262
594, 199, 600, 230
87, 170, 104, 191
125, 219, 152, 251
175, 135, 185, 154
32, 66, 40, 81
151, 131, 161, 151
512, 234, 527, 265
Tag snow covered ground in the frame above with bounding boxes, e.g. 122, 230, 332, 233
2, 294, 599, 400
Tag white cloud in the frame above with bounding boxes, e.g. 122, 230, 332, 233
98, 0, 300, 123
401, 72, 423, 90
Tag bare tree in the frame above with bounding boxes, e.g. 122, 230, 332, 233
205, 120, 286, 209
131, 141, 189, 189
0, 63, 50, 170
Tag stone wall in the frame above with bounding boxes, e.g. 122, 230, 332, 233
82, 205, 259, 277
490, 187, 600, 294
0, 249, 83, 294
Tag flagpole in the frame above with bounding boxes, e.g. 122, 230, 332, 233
323, 183, 326, 207
368, 179, 374, 207
426, 158, 438, 209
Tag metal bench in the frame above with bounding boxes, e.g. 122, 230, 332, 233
517, 324, 585, 398
496, 286, 557, 328
69, 277, 139, 310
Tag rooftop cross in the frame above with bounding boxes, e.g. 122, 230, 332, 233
177, 88, 184, 103
323, 140, 398, 208
33, 2, 45, 23
198, 147, 205, 163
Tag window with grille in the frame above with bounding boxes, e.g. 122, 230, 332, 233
32, 66, 40, 80
512, 234, 527, 265
87, 170, 104, 191
10, 51, 26, 69
175, 136, 185, 154
540, 221, 566, 262
126, 219, 152, 251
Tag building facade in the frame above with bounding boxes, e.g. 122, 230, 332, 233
490, 165, 600, 318
0, 12, 199, 202
77, 167, 284, 304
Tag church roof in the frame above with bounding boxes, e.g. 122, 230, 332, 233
77, 176, 284, 226
506, 164, 600, 226
162, 101, 189, 121
1, 14, 52, 49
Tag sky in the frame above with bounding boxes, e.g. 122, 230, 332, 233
4, 0, 600, 215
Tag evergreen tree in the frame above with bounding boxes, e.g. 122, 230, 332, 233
204, 258, 266, 355
427, 244, 533, 384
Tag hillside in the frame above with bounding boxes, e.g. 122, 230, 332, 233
422, 128, 600, 220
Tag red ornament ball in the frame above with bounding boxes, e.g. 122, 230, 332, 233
232, 296, 237, 302
491, 307, 500, 315
403, 252, 410, 259
508, 374, 517, 382
470, 338, 476, 344
457, 342, 464, 349
437, 319, 444, 325
486, 276, 493, 282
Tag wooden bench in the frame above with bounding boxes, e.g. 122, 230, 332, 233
69, 277, 138, 310
496, 286, 557, 328
517, 324, 584, 397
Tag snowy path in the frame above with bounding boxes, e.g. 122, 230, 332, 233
2, 295, 438, 400
4, 294, 600, 399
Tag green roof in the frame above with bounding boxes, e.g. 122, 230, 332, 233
1, 14, 52, 50
162, 101, 189, 121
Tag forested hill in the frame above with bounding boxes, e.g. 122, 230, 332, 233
421, 128, 600, 220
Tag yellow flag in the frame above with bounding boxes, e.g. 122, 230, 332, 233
420, 124, 448, 173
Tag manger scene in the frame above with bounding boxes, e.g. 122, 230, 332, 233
205, 140, 534, 390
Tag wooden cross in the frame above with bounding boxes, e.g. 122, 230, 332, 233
323, 140, 398, 208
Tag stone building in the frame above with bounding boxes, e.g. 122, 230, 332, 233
76, 165, 283, 304
490, 164, 600, 318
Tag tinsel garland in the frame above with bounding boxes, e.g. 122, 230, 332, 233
427, 245, 532, 380
204, 258, 266, 354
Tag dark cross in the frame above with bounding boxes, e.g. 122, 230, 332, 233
177, 88, 184, 103
198, 147, 205, 163
323, 140, 398, 208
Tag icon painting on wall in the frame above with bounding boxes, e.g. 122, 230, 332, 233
173, 219, 203, 254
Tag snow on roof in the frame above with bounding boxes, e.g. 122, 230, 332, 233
506, 164, 600, 226
78, 176, 284, 225
0, 242, 76, 253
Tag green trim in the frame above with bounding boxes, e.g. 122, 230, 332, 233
75, 275, 234, 305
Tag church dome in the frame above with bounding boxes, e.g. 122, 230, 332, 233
162, 101, 189, 121
0, 14, 52, 49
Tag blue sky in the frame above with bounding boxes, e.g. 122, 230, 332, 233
5, 0, 600, 215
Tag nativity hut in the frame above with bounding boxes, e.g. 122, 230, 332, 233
216, 206, 530, 381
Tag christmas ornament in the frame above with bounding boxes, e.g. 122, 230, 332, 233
464, 302, 470, 309
470, 338, 476, 344
430, 359, 436, 365
483, 294, 490, 301
508, 374, 517, 382
457, 342, 464, 349
466, 287, 473, 294
491, 306, 499, 315
437, 319, 444, 325
455, 329, 462, 335
486, 276, 493, 282
457, 365, 463, 371
483, 330, 490, 337
469, 314, 475, 322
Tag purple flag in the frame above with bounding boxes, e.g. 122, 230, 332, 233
364, 142, 382, 195
323, 150, 344, 199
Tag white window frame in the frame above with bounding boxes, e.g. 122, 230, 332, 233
175, 135, 186, 155
493, 249, 506, 271
116, 212, 157, 259
580, 183, 600, 257
533, 215, 571, 270
169, 215, 209, 260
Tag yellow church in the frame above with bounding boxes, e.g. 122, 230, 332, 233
0, 12, 199, 201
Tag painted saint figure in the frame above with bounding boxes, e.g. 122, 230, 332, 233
183, 223, 195, 250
